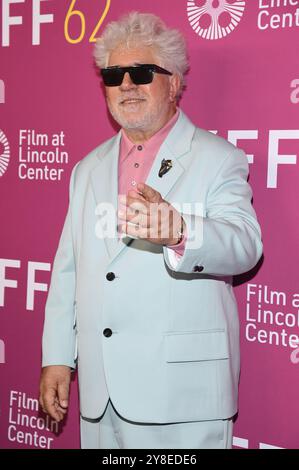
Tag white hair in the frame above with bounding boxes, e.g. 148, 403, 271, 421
94, 11, 189, 97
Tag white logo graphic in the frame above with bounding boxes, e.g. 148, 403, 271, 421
0, 79, 5, 104
187, 0, 246, 40
0, 339, 5, 364
0, 130, 10, 177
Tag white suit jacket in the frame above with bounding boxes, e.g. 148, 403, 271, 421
42, 110, 262, 422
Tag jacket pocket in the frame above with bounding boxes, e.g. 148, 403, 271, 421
164, 329, 229, 363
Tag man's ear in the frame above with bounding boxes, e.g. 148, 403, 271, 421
169, 74, 181, 102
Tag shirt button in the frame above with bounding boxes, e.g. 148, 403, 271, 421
103, 328, 112, 337
137, 145, 143, 151
134, 163, 139, 168
131, 180, 137, 186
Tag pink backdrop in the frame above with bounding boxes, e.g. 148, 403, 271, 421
1, 0, 299, 449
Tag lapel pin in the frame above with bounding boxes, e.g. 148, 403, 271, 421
158, 159, 173, 178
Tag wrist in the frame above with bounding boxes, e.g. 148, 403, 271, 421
174, 216, 185, 245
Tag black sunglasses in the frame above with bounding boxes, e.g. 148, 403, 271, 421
101, 63, 172, 87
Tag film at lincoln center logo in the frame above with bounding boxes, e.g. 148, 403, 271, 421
187, 1, 246, 40
0, 130, 10, 177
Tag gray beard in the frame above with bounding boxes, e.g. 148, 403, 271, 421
107, 102, 156, 131
106, 93, 172, 134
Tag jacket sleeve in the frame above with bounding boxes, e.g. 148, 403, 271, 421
163, 148, 263, 276
42, 162, 79, 369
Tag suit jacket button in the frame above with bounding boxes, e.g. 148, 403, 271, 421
106, 272, 115, 281
193, 265, 204, 272
103, 328, 112, 337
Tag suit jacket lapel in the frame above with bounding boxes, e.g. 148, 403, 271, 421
145, 111, 195, 200
90, 133, 123, 260
90, 110, 196, 263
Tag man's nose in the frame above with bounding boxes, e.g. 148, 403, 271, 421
119, 72, 137, 90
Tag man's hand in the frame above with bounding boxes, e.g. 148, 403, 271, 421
118, 182, 185, 245
39, 365, 71, 422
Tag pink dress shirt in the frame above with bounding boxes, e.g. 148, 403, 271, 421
118, 109, 186, 256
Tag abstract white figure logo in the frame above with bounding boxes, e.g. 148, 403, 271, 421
0, 130, 10, 177
187, 0, 246, 40
0, 339, 5, 364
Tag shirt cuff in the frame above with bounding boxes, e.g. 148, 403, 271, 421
166, 231, 187, 258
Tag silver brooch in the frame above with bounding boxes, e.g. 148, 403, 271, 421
158, 159, 172, 178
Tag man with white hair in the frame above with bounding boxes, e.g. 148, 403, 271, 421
39, 12, 262, 449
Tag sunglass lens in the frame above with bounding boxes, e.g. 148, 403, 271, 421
102, 69, 124, 86
130, 67, 153, 85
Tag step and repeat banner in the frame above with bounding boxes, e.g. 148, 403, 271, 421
1, 0, 299, 449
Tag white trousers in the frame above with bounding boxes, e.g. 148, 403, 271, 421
80, 400, 233, 449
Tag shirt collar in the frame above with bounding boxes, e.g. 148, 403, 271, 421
120, 109, 180, 162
